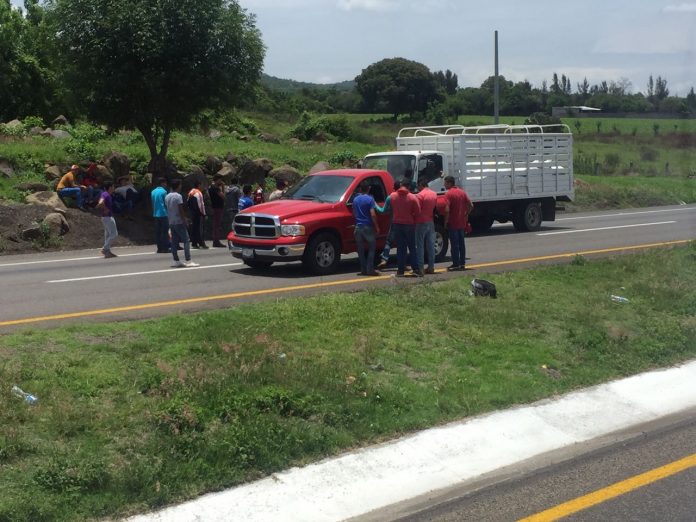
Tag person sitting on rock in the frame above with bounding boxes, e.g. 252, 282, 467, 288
81, 162, 102, 206
113, 176, 139, 215
56, 164, 86, 210
268, 179, 287, 201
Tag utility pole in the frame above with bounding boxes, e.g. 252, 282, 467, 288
494, 30, 500, 124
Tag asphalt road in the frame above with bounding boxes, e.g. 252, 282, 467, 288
0, 204, 693, 328
391, 413, 696, 522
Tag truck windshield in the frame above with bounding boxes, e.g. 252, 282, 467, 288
283, 175, 354, 203
362, 154, 416, 182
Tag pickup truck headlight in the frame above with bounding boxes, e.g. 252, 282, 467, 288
281, 224, 306, 237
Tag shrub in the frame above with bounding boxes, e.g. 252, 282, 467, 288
290, 112, 354, 141
640, 148, 659, 162
21, 116, 45, 129
604, 152, 621, 173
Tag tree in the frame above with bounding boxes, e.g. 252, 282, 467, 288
654, 76, 669, 100
355, 58, 440, 118
433, 69, 458, 95
50, 0, 265, 175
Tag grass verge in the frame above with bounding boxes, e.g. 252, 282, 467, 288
0, 246, 695, 521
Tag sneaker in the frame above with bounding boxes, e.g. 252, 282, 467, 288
376, 259, 388, 269
156, 248, 171, 254
447, 265, 462, 272
365, 271, 380, 277
395, 272, 406, 277
184, 261, 200, 268
171, 261, 186, 268
99, 248, 105, 255
212, 241, 225, 248
191, 245, 200, 249
408, 270, 423, 277
199, 244, 210, 250
425, 267, 436, 274
104, 251, 117, 258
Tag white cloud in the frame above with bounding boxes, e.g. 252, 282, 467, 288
336, 0, 397, 11
593, 23, 694, 54
663, 3, 696, 12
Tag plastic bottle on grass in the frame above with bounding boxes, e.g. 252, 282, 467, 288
11, 385, 38, 405
610, 295, 630, 304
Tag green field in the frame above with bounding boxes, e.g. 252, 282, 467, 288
0, 245, 694, 521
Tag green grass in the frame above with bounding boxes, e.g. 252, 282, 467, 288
1, 245, 695, 521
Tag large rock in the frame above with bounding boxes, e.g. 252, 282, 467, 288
39, 128, 53, 138
183, 166, 208, 193
52, 115, 70, 126
5, 119, 22, 130
238, 158, 274, 185
21, 226, 42, 241
288, 138, 302, 146
270, 165, 301, 186
208, 129, 222, 139
26, 191, 66, 209
0, 158, 14, 178
42, 212, 70, 236
257, 132, 280, 144
49, 129, 71, 139
204, 155, 223, 176
16, 182, 49, 192
216, 163, 238, 184
44, 165, 62, 181
96, 164, 113, 182
308, 161, 331, 175
28, 126, 44, 136
102, 151, 130, 180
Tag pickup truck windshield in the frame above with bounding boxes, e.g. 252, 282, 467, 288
283, 175, 354, 203
362, 154, 416, 182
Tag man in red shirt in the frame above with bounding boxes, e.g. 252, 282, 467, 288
415, 178, 438, 276
390, 178, 421, 276
443, 176, 474, 271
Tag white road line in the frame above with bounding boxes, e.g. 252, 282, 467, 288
557, 207, 695, 221
537, 221, 677, 236
47, 263, 242, 283
0, 251, 154, 268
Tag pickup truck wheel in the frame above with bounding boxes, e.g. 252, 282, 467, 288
513, 201, 543, 232
469, 216, 494, 234
243, 260, 273, 269
434, 224, 449, 262
303, 233, 340, 275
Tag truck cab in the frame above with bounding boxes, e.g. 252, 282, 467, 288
362, 151, 449, 194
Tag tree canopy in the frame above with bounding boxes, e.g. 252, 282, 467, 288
50, 0, 265, 173
355, 58, 441, 118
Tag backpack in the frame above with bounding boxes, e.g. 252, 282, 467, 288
471, 279, 497, 298
187, 191, 200, 213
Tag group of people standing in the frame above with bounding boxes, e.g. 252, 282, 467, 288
352, 176, 473, 277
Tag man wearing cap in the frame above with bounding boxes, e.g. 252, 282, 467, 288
56, 164, 86, 210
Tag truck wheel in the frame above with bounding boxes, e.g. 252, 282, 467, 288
434, 225, 449, 262
513, 201, 543, 232
303, 232, 341, 275
243, 260, 273, 269
469, 216, 494, 234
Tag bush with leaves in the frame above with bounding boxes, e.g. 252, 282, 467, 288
290, 112, 354, 141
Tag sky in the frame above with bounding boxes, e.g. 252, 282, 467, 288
11, 0, 696, 95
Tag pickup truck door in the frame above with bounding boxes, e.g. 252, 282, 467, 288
345, 176, 391, 249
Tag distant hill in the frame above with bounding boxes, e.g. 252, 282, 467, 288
261, 74, 355, 93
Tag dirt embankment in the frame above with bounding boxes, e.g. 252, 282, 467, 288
0, 202, 155, 255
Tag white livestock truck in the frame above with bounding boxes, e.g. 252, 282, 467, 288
362, 124, 574, 236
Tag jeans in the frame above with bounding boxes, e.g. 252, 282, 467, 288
190, 212, 205, 246
449, 228, 466, 267
59, 187, 83, 208
170, 224, 191, 262
380, 225, 395, 261
154, 216, 170, 251
392, 223, 417, 274
102, 217, 118, 252
354, 225, 376, 274
86, 186, 101, 204
415, 221, 436, 271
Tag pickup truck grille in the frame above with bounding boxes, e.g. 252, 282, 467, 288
233, 214, 279, 238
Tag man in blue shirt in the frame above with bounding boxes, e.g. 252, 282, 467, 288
239, 184, 254, 211
151, 178, 170, 253
352, 181, 381, 276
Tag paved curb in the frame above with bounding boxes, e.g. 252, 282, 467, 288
126, 360, 696, 522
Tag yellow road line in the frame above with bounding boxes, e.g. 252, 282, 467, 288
0, 239, 690, 327
518, 452, 696, 521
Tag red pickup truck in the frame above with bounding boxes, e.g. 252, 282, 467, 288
227, 169, 450, 274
